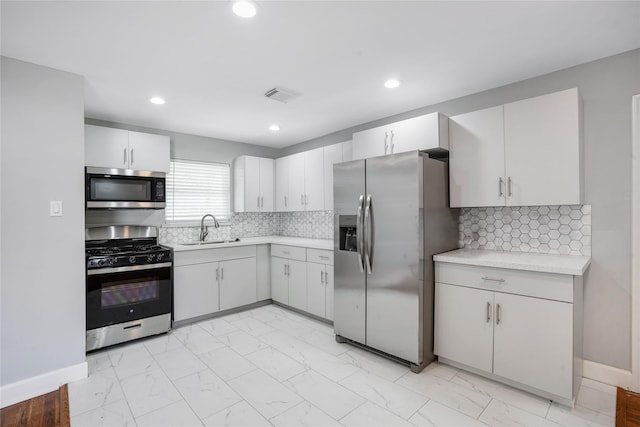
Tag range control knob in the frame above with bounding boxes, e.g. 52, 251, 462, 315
129, 256, 137, 264
147, 254, 155, 262
98, 259, 106, 266
157, 253, 164, 261
108, 257, 117, 265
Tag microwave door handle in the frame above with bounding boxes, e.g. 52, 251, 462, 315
356, 195, 365, 272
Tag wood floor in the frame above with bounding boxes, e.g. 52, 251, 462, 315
617, 387, 640, 427
0, 385, 69, 427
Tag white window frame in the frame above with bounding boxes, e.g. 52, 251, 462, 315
165, 159, 231, 226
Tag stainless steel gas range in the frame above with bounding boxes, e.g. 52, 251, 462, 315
85, 225, 172, 351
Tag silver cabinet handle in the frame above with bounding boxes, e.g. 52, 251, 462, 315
319, 255, 330, 260
221, 267, 224, 281
257, 196, 260, 209
216, 267, 219, 281
324, 271, 329, 285
320, 270, 324, 284
261, 196, 264, 208
496, 303, 502, 325
305, 194, 308, 205
507, 177, 512, 197
390, 130, 395, 153
486, 302, 491, 323
364, 194, 373, 274
286, 264, 290, 276
130, 149, 134, 165
498, 177, 504, 197
284, 264, 287, 276
284, 195, 287, 208
384, 132, 389, 154
301, 194, 304, 205
123, 148, 128, 166
356, 195, 365, 272
282, 250, 290, 255
482, 276, 505, 283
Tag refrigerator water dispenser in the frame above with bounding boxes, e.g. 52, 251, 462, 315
338, 215, 358, 252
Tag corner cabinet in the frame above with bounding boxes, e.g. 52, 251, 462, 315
449, 88, 582, 207
352, 112, 448, 160
173, 246, 257, 323
234, 156, 274, 212
434, 260, 584, 405
84, 124, 170, 172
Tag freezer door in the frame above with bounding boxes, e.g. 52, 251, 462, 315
333, 159, 366, 344
365, 151, 423, 364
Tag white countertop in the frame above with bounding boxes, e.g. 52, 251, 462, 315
433, 248, 591, 276
166, 235, 333, 252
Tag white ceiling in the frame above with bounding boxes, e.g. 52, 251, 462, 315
2, 1, 639, 148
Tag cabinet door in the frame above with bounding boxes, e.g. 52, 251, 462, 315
304, 148, 324, 211
275, 156, 290, 212
323, 144, 342, 210
128, 130, 170, 172
287, 259, 307, 311
449, 106, 506, 208
288, 152, 306, 211
173, 263, 219, 322
306, 262, 326, 318
325, 265, 334, 321
352, 125, 389, 160
493, 292, 573, 400
434, 283, 494, 372
259, 158, 274, 212
504, 88, 581, 206
219, 257, 257, 311
244, 156, 261, 212
271, 257, 289, 304
84, 125, 129, 169
391, 113, 445, 154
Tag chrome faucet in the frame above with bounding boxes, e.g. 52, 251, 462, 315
199, 214, 220, 241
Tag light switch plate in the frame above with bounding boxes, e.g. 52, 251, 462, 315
50, 201, 63, 217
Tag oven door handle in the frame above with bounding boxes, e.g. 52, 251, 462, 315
87, 262, 172, 275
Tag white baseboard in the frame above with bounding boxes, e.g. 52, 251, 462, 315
0, 361, 88, 408
583, 359, 632, 389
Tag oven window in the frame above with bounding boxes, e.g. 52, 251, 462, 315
91, 177, 151, 201
101, 277, 159, 308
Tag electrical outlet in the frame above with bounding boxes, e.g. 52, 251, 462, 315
50, 201, 63, 217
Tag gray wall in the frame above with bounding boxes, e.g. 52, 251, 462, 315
1, 57, 86, 385
287, 49, 640, 371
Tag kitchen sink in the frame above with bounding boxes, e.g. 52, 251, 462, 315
181, 238, 240, 246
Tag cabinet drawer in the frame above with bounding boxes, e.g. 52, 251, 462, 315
307, 249, 333, 265
271, 244, 306, 261
435, 262, 573, 303
174, 245, 256, 267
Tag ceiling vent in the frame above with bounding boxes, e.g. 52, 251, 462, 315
264, 87, 300, 103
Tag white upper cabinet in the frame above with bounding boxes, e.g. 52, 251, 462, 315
85, 124, 170, 172
352, 112, 449, 160
323, 143, 343, 211
275, 155, 291, 211
504, 88, 582, 206
234, 156, 274, 212
304, 147, 324, 211
288, 152, 306, 211
449, 106, 506, 207
278, 148, 325, 212
449, 88, 582, 208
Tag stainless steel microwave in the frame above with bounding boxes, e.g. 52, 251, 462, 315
85, 167, 166, 209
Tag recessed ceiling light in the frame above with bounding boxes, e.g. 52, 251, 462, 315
384, 79, 400, 89
149, 97, 166, 105
232, 1, 257, 18
269, 124, 280, 131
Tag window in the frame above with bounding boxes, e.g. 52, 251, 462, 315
165, 160, 230, 223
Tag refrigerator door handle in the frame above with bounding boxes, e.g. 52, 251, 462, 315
364, 194, 373, 274
356, 195, 365, 272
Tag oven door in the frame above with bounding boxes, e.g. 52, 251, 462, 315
86, 263, 172, 331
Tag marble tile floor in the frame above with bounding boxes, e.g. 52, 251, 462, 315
70, 304, 616, 426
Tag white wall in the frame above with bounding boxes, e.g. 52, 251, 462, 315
289, 49, 640, 371
1, 57, 86, 395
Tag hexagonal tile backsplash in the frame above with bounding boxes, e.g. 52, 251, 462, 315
459, 205, 591, 256
160, 205, 591, 257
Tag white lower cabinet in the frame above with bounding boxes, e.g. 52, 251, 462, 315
306, 249, 334, 320
173, 246, 257, 323
434, 262, 581, 404
270, 244, 334, 321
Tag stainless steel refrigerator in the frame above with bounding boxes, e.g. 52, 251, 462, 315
333, 150, 458, 372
